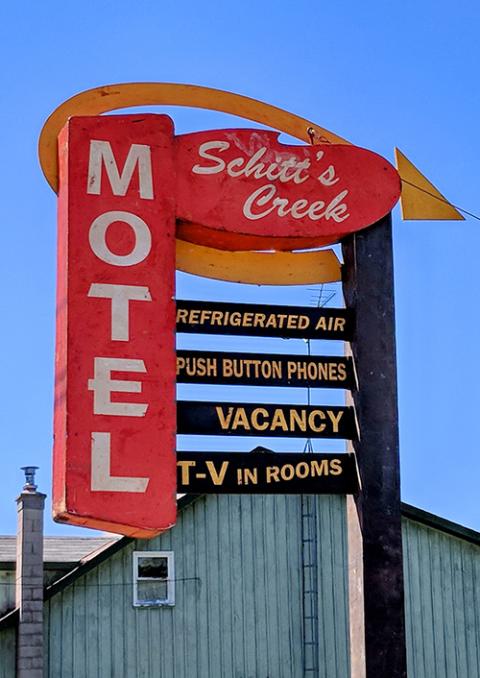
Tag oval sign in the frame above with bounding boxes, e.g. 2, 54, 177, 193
175, 129, 401, 250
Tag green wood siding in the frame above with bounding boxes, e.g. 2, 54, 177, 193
0, 571, 15, 616
403, 517, 480, 678
0, 568, 73, 617
0, 628, 16, 678
3, 497, 478, 677
44, 494, 350, 678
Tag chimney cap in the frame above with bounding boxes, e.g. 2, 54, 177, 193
20, 466, 39, 492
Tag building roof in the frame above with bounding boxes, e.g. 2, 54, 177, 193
401, 503, 480, 547
0, 535, 118, 567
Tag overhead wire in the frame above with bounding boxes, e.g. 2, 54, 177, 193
0, 578, 200, 588
306, 129, 480, 222
400, 179, 480, 222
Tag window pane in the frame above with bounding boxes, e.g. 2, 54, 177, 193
137, 580, 168, 603
137, 556, 168, 579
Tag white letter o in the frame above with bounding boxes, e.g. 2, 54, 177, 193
89, 210, 152, 267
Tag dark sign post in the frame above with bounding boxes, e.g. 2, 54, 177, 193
342, 214, 407, 678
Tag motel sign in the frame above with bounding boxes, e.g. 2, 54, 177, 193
54, 115, 177, 537
40, 82, 465, 678
51, 109, 400, 537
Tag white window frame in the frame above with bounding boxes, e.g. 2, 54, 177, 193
132, 551, 175, 607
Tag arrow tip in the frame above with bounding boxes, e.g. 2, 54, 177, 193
395, 148, 464, 221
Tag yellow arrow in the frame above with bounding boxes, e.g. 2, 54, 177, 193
37, 84, 465, 285
38, 82, 462, 221
394, 148, 464, 220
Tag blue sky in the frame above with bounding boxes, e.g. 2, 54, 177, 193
0, 0, 479, 534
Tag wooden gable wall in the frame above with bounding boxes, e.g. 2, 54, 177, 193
1, 495, 479, 677
44, 494, 349, 678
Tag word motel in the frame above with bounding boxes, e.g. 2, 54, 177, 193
54, 115, 177, 536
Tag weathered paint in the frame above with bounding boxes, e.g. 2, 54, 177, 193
54, 115, 177, 537
403, 516, 480, 678
175, 128, 401, 250
43, 494, 350, 678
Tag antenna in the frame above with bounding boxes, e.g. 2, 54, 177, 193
303, 284, 337, 454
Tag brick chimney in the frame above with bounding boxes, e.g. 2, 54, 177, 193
15, 466, 46, 678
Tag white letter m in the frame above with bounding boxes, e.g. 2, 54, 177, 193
87, 140, 154, 199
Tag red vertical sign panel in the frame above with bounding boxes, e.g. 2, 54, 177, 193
54, 114, 177, 537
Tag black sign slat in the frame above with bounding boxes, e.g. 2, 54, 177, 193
176, 299, 353, 340
177, 350, 356, 390
177, 401, 357, 440
176, 452, 359, 494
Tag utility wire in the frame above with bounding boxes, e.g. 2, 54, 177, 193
307, 130, 480, 222
400, 179, 480, 222
0, 578, 200, 588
